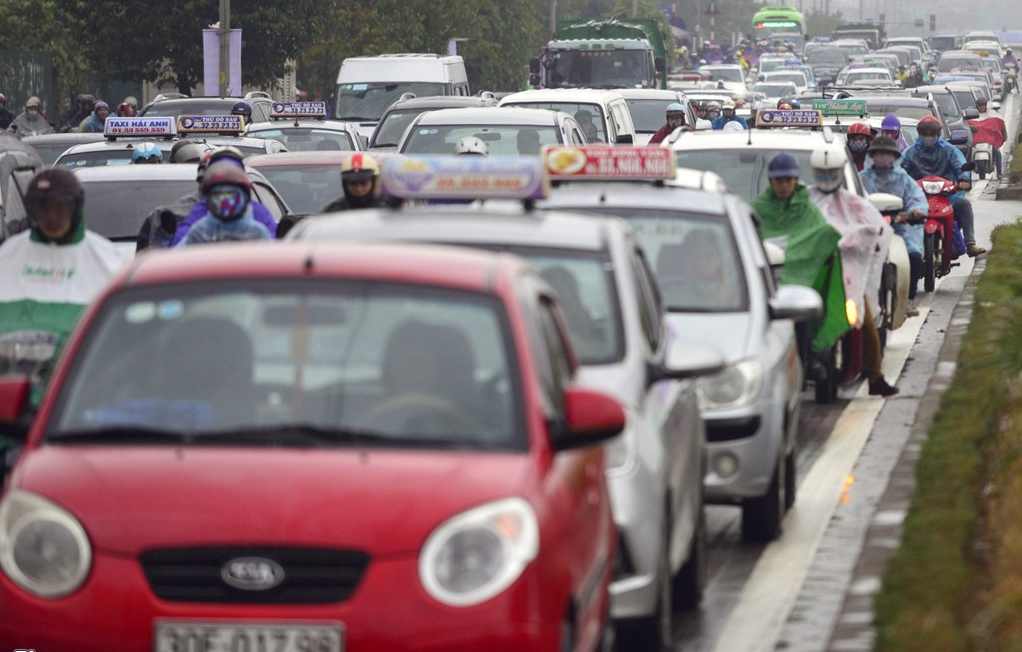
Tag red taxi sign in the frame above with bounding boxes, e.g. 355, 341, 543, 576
176, 115, 244, 134
104, 116, 176, 138
270, 101, 327, 118
379, 156, 549, 201
755, 109, 823, 128
542, 146, 676, 181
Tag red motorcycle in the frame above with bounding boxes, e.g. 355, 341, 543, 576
916, 163, 974, 292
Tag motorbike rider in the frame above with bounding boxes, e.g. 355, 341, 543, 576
972, 96, 1007, 177
136, 141, 213, 252
0, 94, 13, 130
711, 99, 748, 130
649, 102, 692, 145
901, 115, 986, 257
231, 101, 253, 125
751, 153, 849, 355
845, 122, 875, 172
704, 101, 722, 122
81, 101, 111, 133
8, 96, 54, 137
880, 114, 909, 152
318, 153, 384, 213
0, 168, 122, 408
1003, 47, 1018, 72
809, 144, 899, 397
177, 162, 272, 246
860, 136, 929, 315
60, 94, 93, 133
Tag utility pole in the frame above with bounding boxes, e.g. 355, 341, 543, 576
218, 0, 230, 96
632, 0, 638, 16
550, 0, 556, 33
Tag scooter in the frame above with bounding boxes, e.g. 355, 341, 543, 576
1006, 64, 1018, 94
971, 140, 994, 180
916, 163, 974, 292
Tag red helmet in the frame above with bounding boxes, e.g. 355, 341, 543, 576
0, 93, 6, 103
847, 122, 874, 138
917, 115, 942, 134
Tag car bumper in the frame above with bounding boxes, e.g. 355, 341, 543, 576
702, 396, 786, 502
0, 552, 569, 652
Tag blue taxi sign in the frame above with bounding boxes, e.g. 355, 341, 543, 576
543, 146, 676, 180
270, 101, 327, 118
104, 116, 176, 138
176, 115, 244, 133
755, 109, 823, 127
379, 156, 549, 201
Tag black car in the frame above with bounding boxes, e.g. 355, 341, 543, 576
911, 85, 976, 159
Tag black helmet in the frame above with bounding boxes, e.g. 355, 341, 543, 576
170, 140, 208, 164
231, 101, 252, 118
25, 168, 85, 237
867, 135, 902, 157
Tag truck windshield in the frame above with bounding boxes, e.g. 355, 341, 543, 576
546, 50, 652, 89
335, 82, 445, 122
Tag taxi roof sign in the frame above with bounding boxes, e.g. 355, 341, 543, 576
379, 156, 549, 201
812, 99, 867, 116
543, 146, 676, 181
104, 116, 176, 138
176, 115, 244, 134
755, 109, 823, 128
270, 101, 327, 119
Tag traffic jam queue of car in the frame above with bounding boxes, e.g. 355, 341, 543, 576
0, 146, 822, 651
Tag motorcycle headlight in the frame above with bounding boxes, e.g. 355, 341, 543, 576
0, 490, 92, 598
698, 359, 764, 410
419, 497, 538, 607
922, 180, 945, 194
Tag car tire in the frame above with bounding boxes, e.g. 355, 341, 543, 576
618, 520, 673, 651
742, 455, 784, 543
923, 231, 936, 292
673, 504, 707, 611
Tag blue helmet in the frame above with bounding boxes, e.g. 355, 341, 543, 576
666, 102, 686, 114
231, 101, 252, 118
132, 142, 162, 164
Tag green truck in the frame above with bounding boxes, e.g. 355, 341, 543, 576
529, 17, 669, 90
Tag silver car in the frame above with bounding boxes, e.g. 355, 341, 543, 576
288, 205, 723, 649
542, 173, 821, 543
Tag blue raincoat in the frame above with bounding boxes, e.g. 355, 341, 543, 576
860, 165, 928, 255
900, 136, 969, 205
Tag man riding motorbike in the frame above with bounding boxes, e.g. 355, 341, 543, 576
845, 122, 874, 172
809, 144, 898, 396
649, 102, 693, 144
901, 115, 985, 257
971, 96, 1007, 178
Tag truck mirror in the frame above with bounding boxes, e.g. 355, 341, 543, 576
529, 57, 542, 75
655, 57, 665, 73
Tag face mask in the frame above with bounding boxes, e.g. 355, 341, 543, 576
920, 135, 939, 147
871, 152, 897, 171
848, 139, 869, 153
207, 185, 249, 222
813, 169, 843, 193
667, 115, 683, 129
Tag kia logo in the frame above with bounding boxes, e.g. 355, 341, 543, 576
221, 557, 285, 591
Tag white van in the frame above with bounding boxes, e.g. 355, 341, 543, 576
335, 54, 471, 141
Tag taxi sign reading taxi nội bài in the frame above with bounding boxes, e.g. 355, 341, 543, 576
271, 101, 327, 119
176, 115, 244, 134
755, 109, 823, 128
378, 156, 550, 201
542, 146, 676, 181
104, 116, 176, 138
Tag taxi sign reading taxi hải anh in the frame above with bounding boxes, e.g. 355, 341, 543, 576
811, 99, 867, 116
755, 109, 823, 127
104, 117, 176, 137
271, 101, 328, 118
542, 146, 676, 180
176, 115, 244, 133
378, 156, 550, 200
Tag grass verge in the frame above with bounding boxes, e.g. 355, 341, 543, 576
874, 221, 1022, 651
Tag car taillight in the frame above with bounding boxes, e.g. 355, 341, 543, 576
922, 181, 945, 194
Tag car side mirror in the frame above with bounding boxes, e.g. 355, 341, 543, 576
963, 108, 980, 120
770, 285, 824, 321
529, 57, 542, 75
868, 192, 904, 215
615, 133, 634, 144
553, 386, 625, 451
950, 129, 970, 144
649, 342, 725, 386
655, 57, 666, 73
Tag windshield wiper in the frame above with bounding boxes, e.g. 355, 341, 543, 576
339, 116, 376, 122
47, 426, 196, 444
196, 424, 396, 447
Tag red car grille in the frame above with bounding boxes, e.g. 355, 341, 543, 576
140, 547, 370, 604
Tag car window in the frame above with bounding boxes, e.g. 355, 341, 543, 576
336, 82, 447, 122
56, 148, 172, 168
49, 280, 525, 450
502, 102, 608, 143
673, 148, 815, 203
248, 127, 355, 152
401, 124, 562, 156
251, 181, 287, 222
77, 178, 197, 240
536, 296, 574, 414
626, 99, 675, 133
629, 246, 664, 350
250, 164, 338, 215
371, 109, 430, 148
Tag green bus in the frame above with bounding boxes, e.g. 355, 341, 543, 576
751, 6, 806, 40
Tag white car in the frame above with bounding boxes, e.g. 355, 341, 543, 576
697, 64, 750, 94
498, 88, 638, 144
761, 70, 809, 95
395, 107, 587, 156
245, 101, 363, 152
835, 67, 897, 88
616, 88, 704, 144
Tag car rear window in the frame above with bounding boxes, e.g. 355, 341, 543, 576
401, 124, 562, 156
81, 178, 197, 240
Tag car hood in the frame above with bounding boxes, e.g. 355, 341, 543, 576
16, 446, 532, 556
666, 312, 752, 362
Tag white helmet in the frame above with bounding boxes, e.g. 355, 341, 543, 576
454, 136, 489, 156
722, 121, 745, 132
810, 143, 846, 170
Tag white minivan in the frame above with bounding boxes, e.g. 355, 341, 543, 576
334, 53, 471, 141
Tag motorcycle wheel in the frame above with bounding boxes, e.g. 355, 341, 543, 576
923, 232, 936, 292
979, 161, 988, 180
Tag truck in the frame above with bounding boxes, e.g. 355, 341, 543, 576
830, 22, 886, 50
529, 16, 668, 90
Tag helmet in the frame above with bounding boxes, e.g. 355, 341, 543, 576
975, 95, 988, 104
25, 96, 41, 109
810, 143, 846, 170
25, 168, 84, 237
208, 145, 245, 168
789, 99, 801, 109
201, 160, 252, 195
231, 101, 252, 118
847, 122, 874, 139
171, 140, 208, 164
767, 152, 800, 179
0, 93, 6, 104
778, 102, 793, 109
735, 50, 743, 56
93, 101, 109, 112
917, 115, 942, 135
722, 121, 745, 132
340, 153, 380, 185
722, 99, 736, 110
867, 135, 902, 157
454, 136, 489, 156
666, 102, 685, 116
116, 102, 132, 115
123, 96, 138, 108
132, 142, 162, 164
1008, 47, 1013, 53
881, 114, 901, 131
81, 94, 95, 105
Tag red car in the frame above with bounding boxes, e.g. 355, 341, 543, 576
0, 242, 624, 652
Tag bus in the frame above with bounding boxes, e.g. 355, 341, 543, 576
751, 6, 806, 41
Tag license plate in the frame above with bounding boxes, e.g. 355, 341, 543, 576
154, 620, 343, 652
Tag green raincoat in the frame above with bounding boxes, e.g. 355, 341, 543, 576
751, 184, 848, 351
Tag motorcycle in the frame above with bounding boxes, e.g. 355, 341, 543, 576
1006, 64, 1018, 94
916, 163, 975, 292
971, 140, 994, 180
